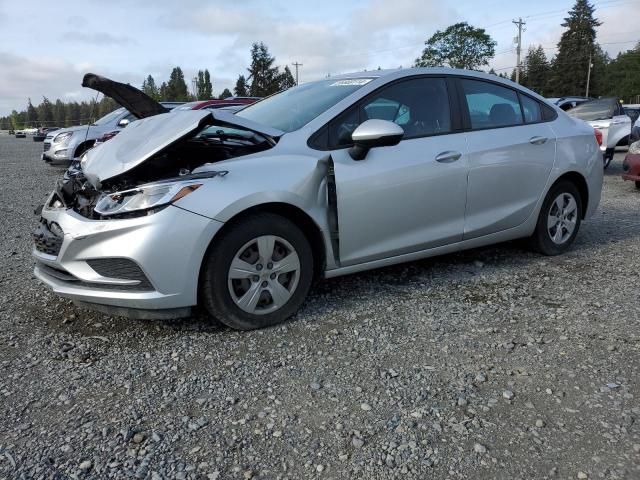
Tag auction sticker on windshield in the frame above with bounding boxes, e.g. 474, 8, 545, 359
330, 79, 373, 86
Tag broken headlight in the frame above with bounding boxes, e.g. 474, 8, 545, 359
94, 182, 202, 218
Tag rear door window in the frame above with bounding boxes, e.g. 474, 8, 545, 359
461, 79, 524, 129
520, 94, 542, 123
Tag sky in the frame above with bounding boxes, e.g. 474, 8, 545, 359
0, 0, 638, 115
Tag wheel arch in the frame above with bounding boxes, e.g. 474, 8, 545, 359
550, 171, 589, 219
197, 202, 327, 303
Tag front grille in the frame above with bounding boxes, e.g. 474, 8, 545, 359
33, 218, 63, 256
43, 141, 51, 152
37, 260, 154, 292
86, 258, 154, 291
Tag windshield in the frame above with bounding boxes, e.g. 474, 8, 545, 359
236, 78, 375, 132
93, 107, 126, 126
568, 99, 616, 121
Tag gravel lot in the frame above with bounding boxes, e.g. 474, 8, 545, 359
1, 133, 639, 480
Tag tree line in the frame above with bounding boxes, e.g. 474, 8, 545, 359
415, 0, 639, 101
0, 41, 296, 130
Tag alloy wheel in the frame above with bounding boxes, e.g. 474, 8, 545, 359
547, 192, 578, 245
227, 235, 301, 315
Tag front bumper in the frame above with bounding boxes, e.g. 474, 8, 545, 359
33, 203, 223, 313
42, 138, 74, 164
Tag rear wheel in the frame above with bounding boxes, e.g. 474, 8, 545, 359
200, 213, 314, 330
529, 181, 582, 256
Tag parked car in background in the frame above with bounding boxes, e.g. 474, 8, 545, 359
623, 104, 640, 124
567, 97, 631, 168
547, 96, 592, 111
34, 126, 60, 142
15, 130, 26, 138
631, 115, 640, 143
34, 69, 603, 330
93, 130, 120, 145
173, 97, 259, 112
42, 74, 184, 166
621, 140, 640, 190
8, 129, 15, 135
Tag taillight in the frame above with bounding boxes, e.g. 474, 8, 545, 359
594, 128, 603, 146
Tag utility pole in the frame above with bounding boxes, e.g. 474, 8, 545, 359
585, 51, 593, 97
512, 17, 526, 83
292, 62, 303, 85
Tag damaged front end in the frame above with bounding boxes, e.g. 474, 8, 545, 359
51, 109, 282, 220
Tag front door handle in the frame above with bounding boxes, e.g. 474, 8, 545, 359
530, 136, 548, 145
435, 151, 462, 163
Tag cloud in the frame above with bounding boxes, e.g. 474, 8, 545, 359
60, 31, 136, 46
162, 0, 456, 82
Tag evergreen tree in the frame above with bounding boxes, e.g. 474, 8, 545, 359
234, 75, 248, 96
247, 42, 281, 97
522, 46, 551, 95
279, 65, 296, 90
549, 0, 601, 96
218, 88, 233, 99
37, 97, 54, 125
414, 22, 496, 70
159, 82, 169, 100
166, 67, 189, 101
195, 69, 213, 99
603, 43, 640, 101
488, 68, 497, 75
141, 75, 160, 100
53, 100, 66, 127
26, 99, 38, 127
510, 69, 517, 82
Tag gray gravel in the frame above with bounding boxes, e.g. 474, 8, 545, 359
1, 133, 639, 479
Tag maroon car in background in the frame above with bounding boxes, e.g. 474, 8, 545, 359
93, 97, 260, 146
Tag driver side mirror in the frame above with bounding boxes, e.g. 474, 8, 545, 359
117, 118, 130, 128
349, 119, 404, 161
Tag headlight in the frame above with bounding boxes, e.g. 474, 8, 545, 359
53, 131, 73, 144
629, 141, 640, 155
94, 182, 202, 217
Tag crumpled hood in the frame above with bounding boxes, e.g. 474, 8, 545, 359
82, 73, 168, 119
81, 109, 284, 188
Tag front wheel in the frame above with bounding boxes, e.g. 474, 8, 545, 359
603, 149, 614, 169
529, 181, 583, 256
200, 213, 314, 330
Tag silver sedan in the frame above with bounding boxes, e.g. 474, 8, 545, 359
34, 68, 603, 329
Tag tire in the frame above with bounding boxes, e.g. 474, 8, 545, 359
603, 148, 614, 169
200, 213, 314, 330
529, 181, 583, 256
635, 181, 640, 190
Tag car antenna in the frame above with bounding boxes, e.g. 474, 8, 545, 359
81, 92, 100, 158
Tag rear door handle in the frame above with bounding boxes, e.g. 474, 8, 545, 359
529, 136, 548, 145
435, 151, 462, 163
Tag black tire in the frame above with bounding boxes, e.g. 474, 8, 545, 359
603, 148, 614, 169
200, 213, 314, 330
529, 181, 583, 256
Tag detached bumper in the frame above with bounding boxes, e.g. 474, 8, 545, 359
33, 204, 223, 313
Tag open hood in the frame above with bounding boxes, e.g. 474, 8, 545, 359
81, 109, 284, 188
82, 73, 168, 119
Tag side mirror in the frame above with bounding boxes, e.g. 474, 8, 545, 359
117, 118, 130, 128
349, 119, 404, 161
